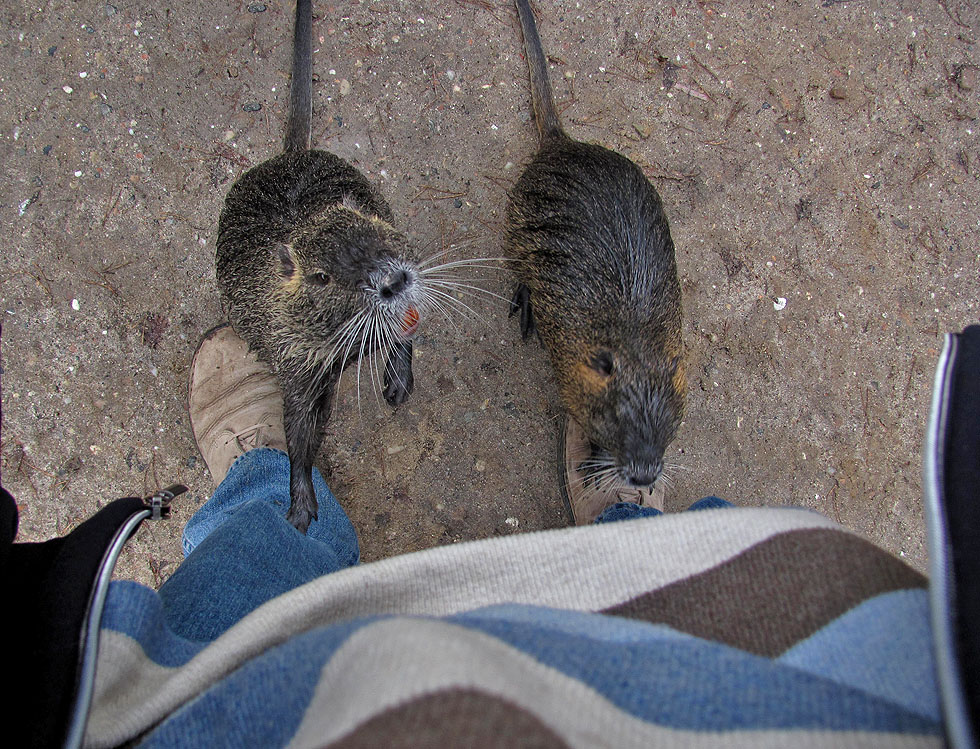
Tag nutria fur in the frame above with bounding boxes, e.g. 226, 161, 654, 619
506, 0, 686, 489
216, 0, 423, 534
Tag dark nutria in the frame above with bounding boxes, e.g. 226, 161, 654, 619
216, 0, 425, 534
505, 0, 686, 493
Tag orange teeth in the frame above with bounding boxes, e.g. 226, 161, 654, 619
401, 306, 420, 336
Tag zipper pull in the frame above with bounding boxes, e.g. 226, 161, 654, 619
143, 484, 187, 520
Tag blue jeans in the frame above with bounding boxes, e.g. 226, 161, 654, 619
159, 448, 731, 641
595, 495, 732, 523
159, 448, 358, 641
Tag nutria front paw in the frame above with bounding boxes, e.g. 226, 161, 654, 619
383, 340, 414, 406
509, 283, 536, 340
286, 505, 313, 535
285, 467, 320, 534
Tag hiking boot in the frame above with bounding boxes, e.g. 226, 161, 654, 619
558, 415, 666, 525
188, 324, 287, 485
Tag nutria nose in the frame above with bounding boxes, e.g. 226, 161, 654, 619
623, 459, 662, 487
625, 470, 656, 487
379, 270, 410, 300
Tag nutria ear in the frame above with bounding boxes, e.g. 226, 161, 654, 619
275, 244, 296, 277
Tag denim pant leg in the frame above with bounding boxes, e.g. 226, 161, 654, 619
595, 495, 734, 524
157, 447, 359, 641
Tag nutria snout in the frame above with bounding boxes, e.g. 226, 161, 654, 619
577, 347, 686, 488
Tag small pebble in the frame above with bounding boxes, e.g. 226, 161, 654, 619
18, 193, 38, 216
339, 79, 351, 96
955, 66, 976, 92
242, 102, 261, 112
71, 298, 80, 311
773, 297, 787, 311
247, 3, 267, 12
63, 85, 73, 94
42, 145, 52, 155
48, 45, 57, 56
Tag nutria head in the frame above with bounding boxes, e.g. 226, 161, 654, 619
551, 318, 687, 488
270, 204, 424, 367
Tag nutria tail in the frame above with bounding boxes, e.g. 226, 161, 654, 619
515, 0, 564, 144
284, 0, 313, 152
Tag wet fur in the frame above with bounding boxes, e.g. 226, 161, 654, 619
216, 3, 419, 533
506, 0, 686, 487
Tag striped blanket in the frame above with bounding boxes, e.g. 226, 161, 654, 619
87, 506, 938, 747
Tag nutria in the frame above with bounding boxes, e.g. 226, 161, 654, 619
215, 0, 425, 534
505, 0, 686, 492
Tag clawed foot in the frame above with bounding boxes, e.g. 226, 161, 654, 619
286, 472, 319, 535
383, 340, 414, 406
509, 283, 536, 340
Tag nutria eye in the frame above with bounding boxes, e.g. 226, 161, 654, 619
306, 272, 331, 286
591, 351, 614, 376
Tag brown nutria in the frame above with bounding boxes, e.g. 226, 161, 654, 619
505, 0, 686, 492
216, 0, 426, 534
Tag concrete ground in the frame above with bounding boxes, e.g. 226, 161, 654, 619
1, 0, 977, 585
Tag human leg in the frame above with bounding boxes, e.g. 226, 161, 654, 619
157, 325, 359, 641
159, 449, 358, 641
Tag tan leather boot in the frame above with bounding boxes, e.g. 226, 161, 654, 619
188, 324, 287, 485
558, 416, 666, 525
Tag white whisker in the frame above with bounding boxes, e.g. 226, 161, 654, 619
418, 286, 485, 323
353, 312, 373, 413
419, 256, 507, 273
417, 243, 485, 268
367, 313, 383, 403
420, 295, 465, 336
424, 278, 513, 305
325, 312, 369, 397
